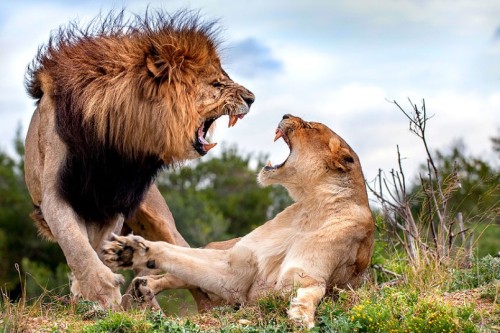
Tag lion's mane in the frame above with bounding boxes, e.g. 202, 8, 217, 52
25, 10, 222, 223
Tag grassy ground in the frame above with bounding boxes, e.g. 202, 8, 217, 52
1, 255, 498, 333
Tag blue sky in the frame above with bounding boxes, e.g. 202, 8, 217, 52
0, 0, 499, 192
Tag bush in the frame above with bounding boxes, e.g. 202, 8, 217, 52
448, 255, 500, 291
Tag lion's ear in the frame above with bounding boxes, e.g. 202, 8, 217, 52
146, 54, 168, 80
146, 43, 194, 80
327, 137, 354, 172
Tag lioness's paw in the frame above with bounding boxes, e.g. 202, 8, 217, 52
102, 234, 151, 270
288, 301, 315, 329
132, 277, 155, 303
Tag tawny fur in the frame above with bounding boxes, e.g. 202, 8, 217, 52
103, 115, 375, 328
24, 9, 254, 309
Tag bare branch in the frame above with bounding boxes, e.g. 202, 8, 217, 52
372, 264, 401, 278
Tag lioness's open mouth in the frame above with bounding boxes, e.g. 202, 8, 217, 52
264, 126, 291, 171
194, 113, 247, 155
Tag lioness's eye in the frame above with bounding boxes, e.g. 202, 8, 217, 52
211, 81, 223, 88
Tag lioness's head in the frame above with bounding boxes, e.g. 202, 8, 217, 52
259, 115, 364, 199
27, 10, 254, 164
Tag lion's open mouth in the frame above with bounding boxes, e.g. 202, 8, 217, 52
264, 127, 291, 171
194, 114, 246, 155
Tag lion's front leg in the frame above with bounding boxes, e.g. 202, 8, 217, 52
41, 192, 124, 308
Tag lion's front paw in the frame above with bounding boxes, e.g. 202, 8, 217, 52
102, 234, 153, 270
75, 266, 124, 310
288, 298, 315, 329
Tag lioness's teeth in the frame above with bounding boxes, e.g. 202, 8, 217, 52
228, 115, 239, 128
274, 129, 283, 142
203, 142, 218, 152
266, 160, 272, 167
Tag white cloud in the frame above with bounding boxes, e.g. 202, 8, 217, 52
0, 0, 498, 185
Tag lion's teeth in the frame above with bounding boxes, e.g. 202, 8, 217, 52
203, 142, 217, 152
266, 160, 272, 167
228, 115, 239, 128
274, 129, 283, 142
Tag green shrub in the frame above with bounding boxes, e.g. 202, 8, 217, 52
448, 255, 500, 291
345, 287, 477, 333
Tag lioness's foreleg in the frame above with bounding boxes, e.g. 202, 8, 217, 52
103, 234, 257, 304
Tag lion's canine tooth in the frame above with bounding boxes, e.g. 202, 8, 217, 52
274, 129, 283, 142
228, 115, 239, 128
266, 160, 272, 167
203, 142, 218, 152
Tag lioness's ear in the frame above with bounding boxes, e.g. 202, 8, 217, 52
327, 137, 354, 172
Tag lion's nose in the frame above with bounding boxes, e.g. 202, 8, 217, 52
282, 114, 291, 120
243, 92, 255, 107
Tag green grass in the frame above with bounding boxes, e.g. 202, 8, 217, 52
2, 237, 498, 332
2, 261, 498, 333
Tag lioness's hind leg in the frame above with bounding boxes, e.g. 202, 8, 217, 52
127, 274, 194, 309
134, 274, 196, 294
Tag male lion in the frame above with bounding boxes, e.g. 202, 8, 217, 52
24, 10, 254, 308
103, 115, 375, 328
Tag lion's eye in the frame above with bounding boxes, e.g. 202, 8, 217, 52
211, 81, 223, 88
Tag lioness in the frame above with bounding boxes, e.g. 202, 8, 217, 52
24, 10, 254, 308
103, 115, 375, 328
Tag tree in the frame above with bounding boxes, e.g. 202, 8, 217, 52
0, 128, 67, 299
411, 139, 499, 227
369, 100, 499, 266
157, 145, 292, 247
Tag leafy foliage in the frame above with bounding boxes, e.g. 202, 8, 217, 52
411, 139, 499, 227
447, 255, 500, 292
157, 145, 291, 246
0, 128, 66, 300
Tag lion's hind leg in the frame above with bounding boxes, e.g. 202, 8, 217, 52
29, 206, 55, 241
